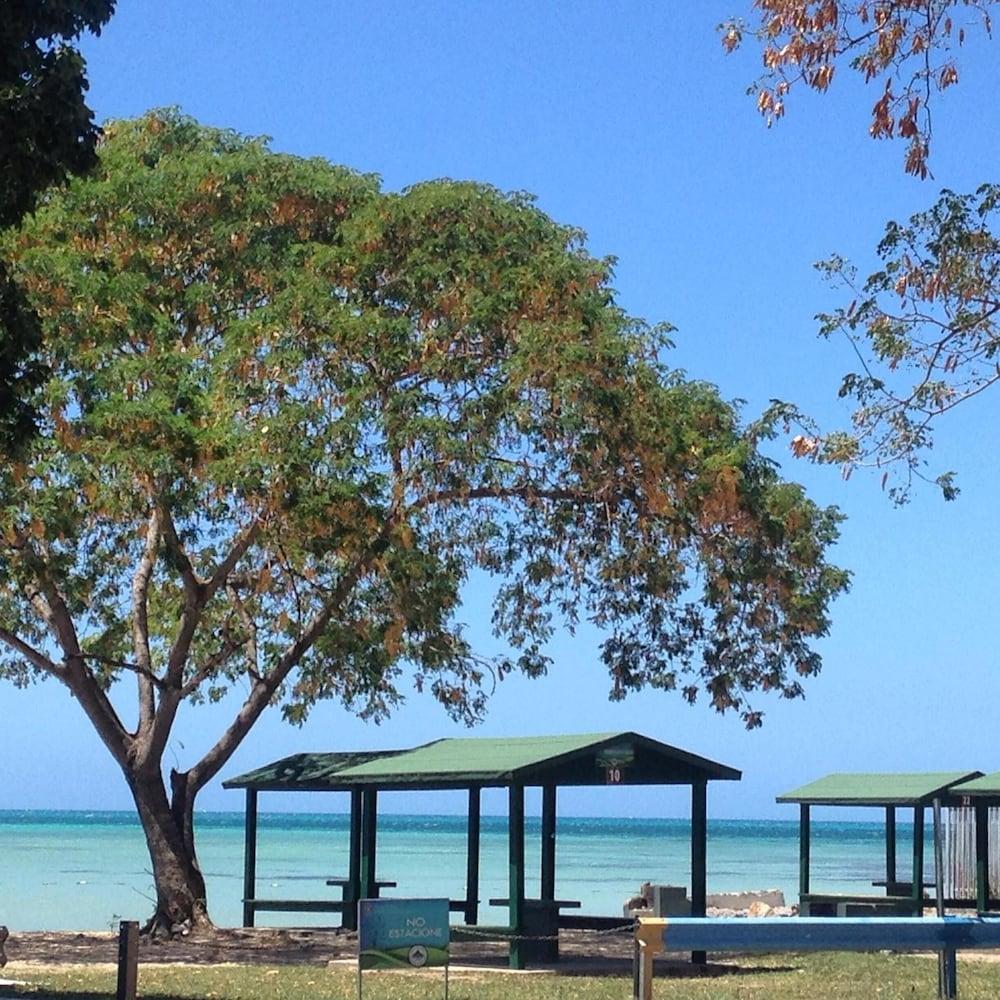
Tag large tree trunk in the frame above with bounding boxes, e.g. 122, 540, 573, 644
128, 766, 210, 935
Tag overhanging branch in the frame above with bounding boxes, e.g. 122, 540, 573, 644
0, 628, 63, 677
183, 520, 396, 796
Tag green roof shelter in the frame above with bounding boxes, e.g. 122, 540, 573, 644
224, 731, 740, 967
777, 772, 982, 916
949, 773, 1000, 912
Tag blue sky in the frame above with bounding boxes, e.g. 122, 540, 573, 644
3, 1, 999, 821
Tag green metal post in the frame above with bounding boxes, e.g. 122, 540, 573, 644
933, 798, 948, 998
508, 783, 525, 970
691, 780, 708, 966
976, 801, 990, 913
541, 784, 557, 902
242, 789, 258, 928
465, 786, 481, 925
344, 789, 362, 930
886, 806, 897, 887
799, 804, 811, 898
360, 788, 378, 901
913, 805, 925, 915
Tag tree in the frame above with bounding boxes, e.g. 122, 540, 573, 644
722, 0, 996, 178
0, 111, 848, 932
1, 0, 116, 454
804, 185, 1000, 501
724, 1, 999, 499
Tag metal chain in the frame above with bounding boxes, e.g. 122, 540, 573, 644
188, 920, 639, 950
457, 921, 637, 943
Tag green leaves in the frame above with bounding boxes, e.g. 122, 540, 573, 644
0, 1, 116, 455
0, 111, 847, 731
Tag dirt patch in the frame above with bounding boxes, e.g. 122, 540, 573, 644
2, 926, 725, 976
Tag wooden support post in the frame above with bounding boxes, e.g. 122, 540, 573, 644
344, 789, 362, 930
116, 920, 138, 1000
886, 806, 897, 886
465, 786, 481, 925
690, 780, 708, 966
508, 783, 525, 970
800, 804, 811, 899
541, 784, 557, 902
360, 788, 378, 901
976, 801, 990, 913
913, 805, 925, 915
242, 788, 258, 928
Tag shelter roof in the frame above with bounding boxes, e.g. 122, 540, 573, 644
951, 772, 1000, 798
777, 771, 982, 806
223, 731, 740, 792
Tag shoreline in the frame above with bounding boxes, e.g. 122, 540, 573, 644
0, 808, 907, 825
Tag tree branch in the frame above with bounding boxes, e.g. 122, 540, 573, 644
132, 507, 162, 732
160, 506, 202, 599
161, 517, 261, 691
184, 522, 395, 796
179, 634, 249, 699
22, 554, 81, 658
205, 521, 261, 602
14, 544, 131, 765
0, 627, 63, 677
73, 652, 166, 689
412, 483, 591, 511
226, 584, 259, 678
146, 519, 263, 768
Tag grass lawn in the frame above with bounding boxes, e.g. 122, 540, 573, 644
4, 953, 1000, 1000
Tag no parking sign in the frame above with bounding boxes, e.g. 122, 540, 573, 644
357, 898, 450, 997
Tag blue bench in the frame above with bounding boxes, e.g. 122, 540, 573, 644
634, 916, 1000, 1000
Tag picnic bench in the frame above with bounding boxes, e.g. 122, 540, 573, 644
800, 892, 922, 917
244, 877, 397, 928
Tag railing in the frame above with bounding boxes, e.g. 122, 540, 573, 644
634, 916, 1000, 1000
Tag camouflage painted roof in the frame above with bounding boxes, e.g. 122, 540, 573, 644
777, 771, 982, 806
223, 731, 741, 790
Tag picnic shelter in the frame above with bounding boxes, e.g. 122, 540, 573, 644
224, 730, 741, 968
778, 771, 982, 916
948, 772, 1000, 912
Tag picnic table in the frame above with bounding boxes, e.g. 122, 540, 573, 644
488, 898, 582, 963
326, 877, 396, 898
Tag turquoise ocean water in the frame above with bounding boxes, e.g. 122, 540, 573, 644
0, 811, 914, 931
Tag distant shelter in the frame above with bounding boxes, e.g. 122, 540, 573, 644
777, 771, 1000, 916
224, 731, 741, 967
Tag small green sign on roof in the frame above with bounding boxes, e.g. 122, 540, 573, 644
777, 771, 982, 806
